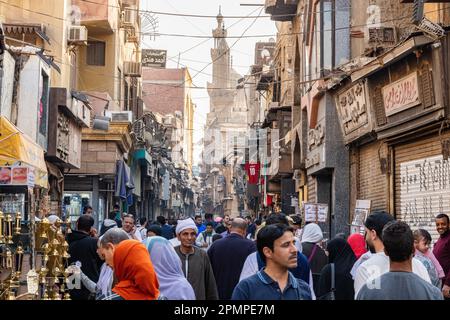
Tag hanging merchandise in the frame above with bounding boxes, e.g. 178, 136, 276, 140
244, 163, 261, 185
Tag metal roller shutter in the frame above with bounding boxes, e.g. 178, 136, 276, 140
394, 132, 450, 244
307, 175, 317, 203
359, 142, 388, 211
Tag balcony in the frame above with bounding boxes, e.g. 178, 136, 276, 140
256, 68, 274, 90
265, 0, 299, 22
72, 0, 116, 34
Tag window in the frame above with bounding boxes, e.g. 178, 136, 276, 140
39, 70, 49, 136
86, 41, 105, 66
321, 0, 334, 75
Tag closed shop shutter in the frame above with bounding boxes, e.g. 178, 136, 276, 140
358, 142, 388, 211
394, 131, 450, 243
307, 175, 317, 203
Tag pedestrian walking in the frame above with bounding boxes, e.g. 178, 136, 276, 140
145, 236, 196, 300
207, 217, 256, 300
174, 218, 219, 300
121, 214, 142, 241
137, 217, 148, 241
67, 215, 103, 300
157, 216, 176, 240
414, 229, 444, 288
347, 233, 368, 259
194, 215, 206, 233
147, 224, 163, 237
196, 222, 216, 250
239, 213, 314, 297
105, 239, 160, 300
300, 223, 328, 295
215, 215, 230, 234
317, 238, 356, 300
232, 224, 312, 300
433, 213, 450, 298
357, 221, 443, 300
353, 211, 431, 297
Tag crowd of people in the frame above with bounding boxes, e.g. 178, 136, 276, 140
65, 208, 450, 300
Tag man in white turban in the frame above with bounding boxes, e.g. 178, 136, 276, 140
173, 218, 219, 300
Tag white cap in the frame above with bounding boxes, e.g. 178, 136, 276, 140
175, 218, 198, 235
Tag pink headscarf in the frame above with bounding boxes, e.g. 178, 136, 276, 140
424, 249, 445, 279
347, 233, 367, 260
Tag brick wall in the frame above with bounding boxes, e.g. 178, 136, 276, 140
72, 141, 121, 174
142, 68, 186, 115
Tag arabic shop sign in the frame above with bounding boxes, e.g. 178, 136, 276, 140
142, 49, 167, 68
382, 72, 420, 116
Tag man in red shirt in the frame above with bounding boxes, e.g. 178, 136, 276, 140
433, 213, 450, 298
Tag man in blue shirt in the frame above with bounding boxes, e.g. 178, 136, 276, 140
232, 224, 312, 300
195, 215, 206, 233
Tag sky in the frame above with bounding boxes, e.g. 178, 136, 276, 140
140, 0, 277, 165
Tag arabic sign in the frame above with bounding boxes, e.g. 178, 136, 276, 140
142, 49, 167, 68
304, 203, 328, 223
337, 82, 368, 135
382, 72, 420, 116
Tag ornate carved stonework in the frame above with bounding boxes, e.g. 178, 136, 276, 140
308, 122, 324, 150
56, 112, 70, 162
337, 82, 368, 135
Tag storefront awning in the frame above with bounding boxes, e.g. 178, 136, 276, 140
0, 116, 48, 188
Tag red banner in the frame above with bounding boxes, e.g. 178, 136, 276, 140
245, 163, 261, 185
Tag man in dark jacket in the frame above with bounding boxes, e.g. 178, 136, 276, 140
207, 217, 256, 299
157, 215, 175, 240
67, 214, 103, 300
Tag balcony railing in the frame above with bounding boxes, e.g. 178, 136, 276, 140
265, 0, 299, 22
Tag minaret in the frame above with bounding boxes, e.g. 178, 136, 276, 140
210, 7, 230, 89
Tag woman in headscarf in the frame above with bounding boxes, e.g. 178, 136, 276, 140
347, 233, 367, 259
145, 236, 196, 300
110, 239, 160, 300
301, 223, 328, 295
318, 237, 357, 300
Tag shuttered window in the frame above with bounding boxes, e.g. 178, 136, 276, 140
87, 41, 105, 66
373, 85, 387, 126
419, 63, 435, 109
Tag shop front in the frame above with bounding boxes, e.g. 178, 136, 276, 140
302, 83, 350, 239
335, 32, 450, 241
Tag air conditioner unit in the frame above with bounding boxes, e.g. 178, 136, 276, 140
124, 61, 142, 77
105, 111, 133, 123
122, 8, 137, 28
68, 26, 88, 44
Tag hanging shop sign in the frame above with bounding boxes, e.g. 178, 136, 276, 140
382, 72, 420, 116
142, 49, 167, 68
303, 203, 328, 223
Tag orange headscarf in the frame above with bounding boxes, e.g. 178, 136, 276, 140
112, 240, 160, 300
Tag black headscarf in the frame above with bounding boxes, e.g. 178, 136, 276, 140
317, 237, 357, 300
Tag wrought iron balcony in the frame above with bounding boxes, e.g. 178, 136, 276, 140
265, 0, 299, 22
